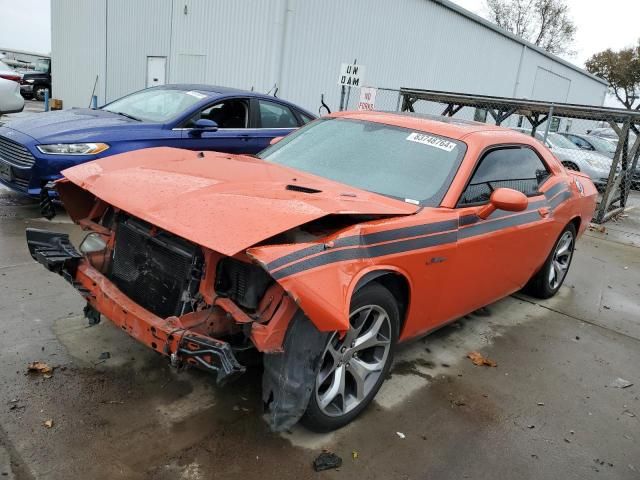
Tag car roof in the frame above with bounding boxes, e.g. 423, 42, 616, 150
329, 111, 508, 140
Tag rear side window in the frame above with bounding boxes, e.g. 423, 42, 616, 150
258, 100, 299, 128
459, 147, 550, 205
298, 111, 315, 125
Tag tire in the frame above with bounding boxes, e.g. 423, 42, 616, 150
562, 161, 580, 172
34, 88, 47, 101
301, 282, 399, 432
524, 223, 576, 299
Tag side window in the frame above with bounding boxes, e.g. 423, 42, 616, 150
459, 147, 550, 205
258, 100, 299, 128
298, 111, 315, 125
570, 135, 592, 150
184, 99, 248, 129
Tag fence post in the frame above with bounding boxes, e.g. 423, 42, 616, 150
339, 85, 346, 111
44, 89, 50, 112
542, 104, 554, 143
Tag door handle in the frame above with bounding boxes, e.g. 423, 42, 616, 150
538, 207, 550, 218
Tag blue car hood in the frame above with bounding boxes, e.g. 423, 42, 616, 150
3, 108, 157, 143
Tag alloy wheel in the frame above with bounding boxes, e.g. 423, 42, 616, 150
315, 305, 392, 417
548, 230, 574, 290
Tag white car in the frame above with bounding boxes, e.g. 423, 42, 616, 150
0, 60, 25, 114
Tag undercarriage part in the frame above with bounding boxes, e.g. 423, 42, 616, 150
108, 216, 203, 318
83, 303, 101, 326
262, 310, 329, 431
25, 228, 82, 275
39, 182, 56, 220
178, 334, 246, 385
215, 257, 273, 310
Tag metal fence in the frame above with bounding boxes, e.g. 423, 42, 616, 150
341, 86, 640, 223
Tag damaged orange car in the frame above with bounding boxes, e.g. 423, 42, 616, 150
26, 112, 597, 432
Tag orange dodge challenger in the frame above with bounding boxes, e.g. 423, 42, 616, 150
26, 111, 597, 432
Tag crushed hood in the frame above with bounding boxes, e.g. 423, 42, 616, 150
61, 147, 418, 256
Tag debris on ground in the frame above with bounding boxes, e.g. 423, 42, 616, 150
43, 419, 54, 429
537, 402, 545, 406
451, 398, 466, 407
609, 378, 633, 389
396, 432, 406, 439
467, 351, 497, 367
622, 410, 636, 418
313, 452, 342, 472
352, 451, 359, 460
527, 425, 535, 429
473, 307, 491, 317
27, 361, 53, 375
98, 352, 111, 360
588, 223, 606, 233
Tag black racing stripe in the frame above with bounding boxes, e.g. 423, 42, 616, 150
458, 210, 542, 239
549, 190, 572, 210
272, 231, 458, 280
544, 182, 568, 199
459, 198, 547, 227
266, 219, 458, 271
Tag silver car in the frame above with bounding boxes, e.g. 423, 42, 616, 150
512, 128, 614, 189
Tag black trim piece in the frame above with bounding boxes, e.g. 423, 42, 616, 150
458, 210, 541, 239
549, 190, 572, 210
272, 231, 458, 280
459, 198, 547, 227
543, 182, 568, 199
265, 219, 459, 271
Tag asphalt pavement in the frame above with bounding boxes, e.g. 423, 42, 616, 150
0, 186, 639, 479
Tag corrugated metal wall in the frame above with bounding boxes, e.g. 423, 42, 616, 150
51, 0, 608, 112
51, 0, 106, 108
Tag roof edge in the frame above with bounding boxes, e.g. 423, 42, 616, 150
431, 0, 609, 87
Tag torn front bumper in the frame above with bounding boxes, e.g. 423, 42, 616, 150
25, 228, 245, 384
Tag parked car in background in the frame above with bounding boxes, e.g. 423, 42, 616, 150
0, 84, 315, 196
0, 59, 22, 84
512, 128, 614, 190
559, 132, 617, 158
586, 127, 639, 189
0, 76, 25, 115
27, 112, 596, 432
20, 58, 51, 101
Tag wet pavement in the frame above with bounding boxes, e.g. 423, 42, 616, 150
0, 186, 639, 479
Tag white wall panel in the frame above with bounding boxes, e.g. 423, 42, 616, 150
51, 0, 106, 108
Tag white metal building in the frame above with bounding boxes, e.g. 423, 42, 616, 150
51, 0, 608, 113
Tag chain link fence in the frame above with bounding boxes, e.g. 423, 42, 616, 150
340, 85, 640, 223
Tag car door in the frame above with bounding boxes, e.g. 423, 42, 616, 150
250, 98, 305, 152
448, 145, 556, 317
179, 97, 259, 154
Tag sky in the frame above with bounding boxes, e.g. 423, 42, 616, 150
0, 0, 51, 54
451, 0, 640, 66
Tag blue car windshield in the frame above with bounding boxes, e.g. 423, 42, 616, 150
102, 88, 205, 122
258, 118, 466, 206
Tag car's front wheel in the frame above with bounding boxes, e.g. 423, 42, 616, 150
301, 282, 399, 432
524, 223, 576, 299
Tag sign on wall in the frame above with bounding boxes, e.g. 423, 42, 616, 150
338, 63, 365, 87
358, 87, 377, 111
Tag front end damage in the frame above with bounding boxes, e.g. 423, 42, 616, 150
27, 183, 333, 430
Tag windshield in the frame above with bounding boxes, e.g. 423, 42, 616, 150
33, 59, 50, 73
585, 135, 617, 153
545, 133, 579, 149
258, 118, 466, 205
0, 59, 14, 72
102, 88, 206, 122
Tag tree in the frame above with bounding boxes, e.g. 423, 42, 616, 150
586, 42, 640, 110
485, 0, 576, 55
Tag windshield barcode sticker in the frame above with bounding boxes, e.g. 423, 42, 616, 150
406, 133, 457, 152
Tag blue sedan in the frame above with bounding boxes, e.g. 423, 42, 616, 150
0, 84, 316, 196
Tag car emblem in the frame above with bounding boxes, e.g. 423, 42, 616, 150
574, 178, 584, 196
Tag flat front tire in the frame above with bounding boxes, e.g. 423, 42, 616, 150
301, 282, 399, 432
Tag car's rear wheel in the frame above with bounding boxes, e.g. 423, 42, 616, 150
562, 161, 580, 172
301, 282, 399, 432
524, 223, 576, 299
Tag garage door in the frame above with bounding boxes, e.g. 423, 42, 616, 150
531, 67, 571, 103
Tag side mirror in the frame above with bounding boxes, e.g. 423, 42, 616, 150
579, 144, 594, 151
269, 136, 284, 145
477, 188, 528, 220
189, 119, 218, 137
